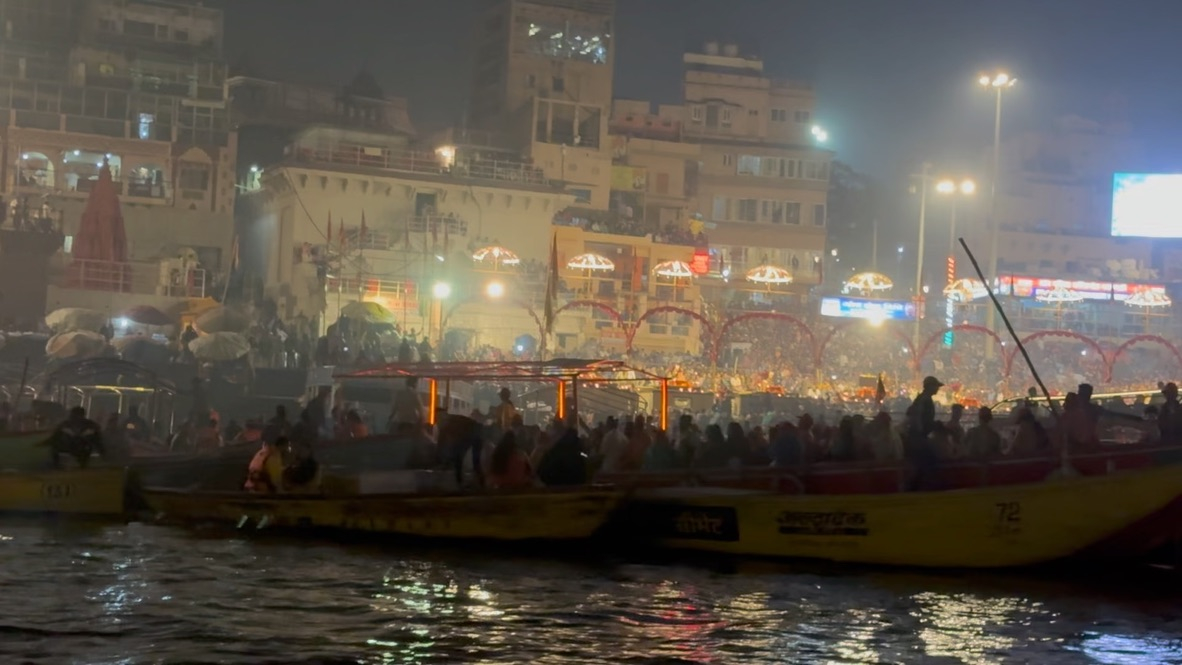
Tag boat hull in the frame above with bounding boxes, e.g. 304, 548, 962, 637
142, 488, 625, 541
627, 464, 1182, 568
0, 430, 54, 470
0, 467, 127, 516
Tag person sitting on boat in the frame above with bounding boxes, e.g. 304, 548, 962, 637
388, 376, 424, 435
245, 435, 287, 493
866, 412, 903, 462
48, 406, 104, 469
769, 422, 804, 467
964, 407, 1003, 458
598, 416, 629, 473
488, 431, 533, 490
194, 417, 222, 452
282, 439, 322, 494
643, 429, 680, 470
262, 405, 291, 444
536, 426, 588, 487
946, 404, 966, 447
121, 405, 150, 444
1010, 407, 1050, 456
345, 409, 369, 438
674, 414, 700, 467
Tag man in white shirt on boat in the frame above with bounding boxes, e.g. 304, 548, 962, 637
389, 376, 424, 435
598, 416, 629, 473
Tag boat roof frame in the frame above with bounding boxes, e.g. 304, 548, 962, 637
334, 358, 667, 382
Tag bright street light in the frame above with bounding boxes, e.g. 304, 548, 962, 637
978, 72, 1016, 88
811, 125, 829, 143
432, 282, 451, 299
978, 70, 1016, 353
485, 280, 505, 299
936, 178, 976, 195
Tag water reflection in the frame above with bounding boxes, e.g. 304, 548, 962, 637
0, 524, 1181, 664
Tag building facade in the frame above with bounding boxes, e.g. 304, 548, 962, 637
0, 0, 237, 312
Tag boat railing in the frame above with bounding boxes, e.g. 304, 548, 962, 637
600, 442, 1182, 493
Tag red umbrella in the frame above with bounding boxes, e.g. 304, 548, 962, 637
67, 161, 129, 290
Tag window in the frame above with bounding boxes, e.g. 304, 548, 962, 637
179, 165, 209, 191
785, 159, 798, 178
712, 196, 727, 220
737, 155, 760, 175
138, 113, 154, 140
786, 202, 801, 224
123, 19, 155, 37
690, 105, 702, 123
525, 73, 536, 88
705, 105, 719, 128
552, 76, 564, 92
98, 18, 116, 32
794, 110, 810, 123
805, 161, 819, 179
721, 107, 732, 128
771, 109, 787, 122
570, 188, 592, 203
748, 109, 758, 117
737, 198, 757, 222
812, 204, 826, 226
174, 29, 189, 42
760, 158, 779, 177
721, 154, 734, 167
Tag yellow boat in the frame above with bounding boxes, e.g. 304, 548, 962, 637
0, 467, 127, 516
627, 464, 1182, 568
142, 487, 626, 541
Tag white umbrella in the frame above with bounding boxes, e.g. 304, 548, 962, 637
46, 330, 107, 359
45, 307, 107, 333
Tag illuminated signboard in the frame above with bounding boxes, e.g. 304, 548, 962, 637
998, 276, 1166, 302
820, 297, 917, 321
690, 248, 710, 275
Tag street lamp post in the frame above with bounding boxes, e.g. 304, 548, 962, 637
979, 71, 1016, 350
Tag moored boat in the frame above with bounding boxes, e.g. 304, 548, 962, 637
624, 463, 1182, 568
0, 429, 54, 470
0, 467, 127, 516
142, 485, 626, 541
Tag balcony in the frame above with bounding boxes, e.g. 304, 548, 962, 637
287, 144, 550, 187
56, 259, 206, 298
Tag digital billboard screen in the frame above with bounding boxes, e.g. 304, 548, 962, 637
1112, 173, 1182, 238
820, 297, 917, 321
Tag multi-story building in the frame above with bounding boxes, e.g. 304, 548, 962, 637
0, 0, 237, 313
469, 0, 614, 209
609, 43, 832, 291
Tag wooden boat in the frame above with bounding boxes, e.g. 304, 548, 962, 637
142, 486, 626, 541
624, 463, 1182, 568
0, 467, 127, 516
599, 444, 1182, 495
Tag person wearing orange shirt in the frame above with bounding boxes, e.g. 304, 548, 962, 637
244, 437, 287, 493
488, 431, 533, 490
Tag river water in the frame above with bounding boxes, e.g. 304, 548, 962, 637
2, 521, 1181, 664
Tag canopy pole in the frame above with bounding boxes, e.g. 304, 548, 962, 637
556, 379, 566, 421
660, 377, 668, 431
570, 376, 579, 427
427, 378, 437, 427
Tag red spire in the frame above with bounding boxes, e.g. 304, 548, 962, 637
72, 161, 127, 262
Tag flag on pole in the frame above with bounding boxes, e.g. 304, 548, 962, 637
875, 372, 887, 405
325, 211, 332, 244
338, 219, 345, 249
360, 211, 368, 244
543, 233, 559, 335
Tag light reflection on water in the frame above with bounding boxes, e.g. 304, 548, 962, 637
0, 522, 1180, 664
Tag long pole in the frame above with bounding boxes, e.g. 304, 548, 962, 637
984, 87, 1003, 356
913, 163, 930, 349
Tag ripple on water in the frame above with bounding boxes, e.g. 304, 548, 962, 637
1, 523, 1182, 664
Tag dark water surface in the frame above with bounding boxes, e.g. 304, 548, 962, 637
2, 521, 1182, 664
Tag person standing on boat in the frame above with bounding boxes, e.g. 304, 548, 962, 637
489, 388, 517, 434
389, 376, 424, 435
906, 376, 943, 489
262, 405, 291, 444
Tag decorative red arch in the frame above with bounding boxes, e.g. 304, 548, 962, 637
554, 299, 623, 325
1110, 334, 1182, 375
716, 312, 817, 365
917, 324, 1005, 373
816, 321, 918, 371
1010, 330, 1108, 380
627, 305, 716, 352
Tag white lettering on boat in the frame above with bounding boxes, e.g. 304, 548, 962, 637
41, 484, 74, 500
675, 510, 727, 536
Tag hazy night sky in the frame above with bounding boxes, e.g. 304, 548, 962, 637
209, 0, 1182, 177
